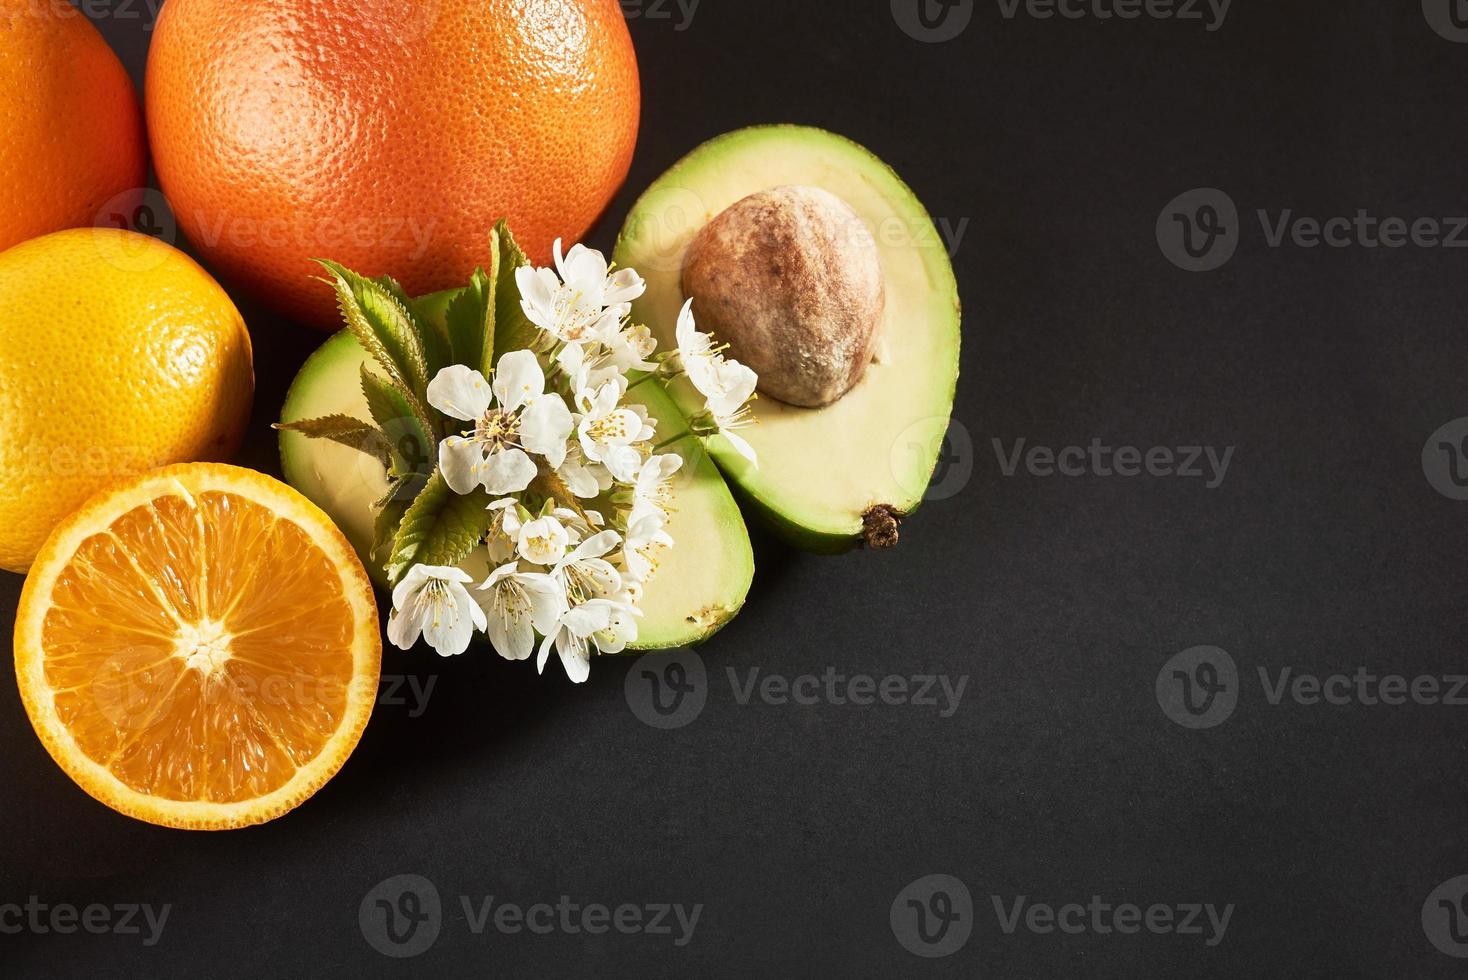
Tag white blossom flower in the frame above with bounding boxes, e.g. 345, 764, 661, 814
551, 506, 605, 543
625, 454, 683, 526
622, 510, 673, 584
575, 379, 655, 482
555, 440, 614, 499
516, 240, 645, 347
674, 300, 759, 465
477, 562, 566, 662
387, 565, 488, 657
428, 353, 573, 495
484, 498, 522, 564
516, 514, 569, 567
536, 597, 640, 683
548, 529, 625, 605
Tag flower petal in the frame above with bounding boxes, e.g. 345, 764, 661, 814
492, 349, 546, 413
482, 447, 537, 496
439, 437, 486, 494
386, 608, 422, 651
427, 364, 493, 421
520, 394, 574, 469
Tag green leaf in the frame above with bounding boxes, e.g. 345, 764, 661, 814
443, 269, 495, 377
378, 273, 451, 381
386, 470, 493, 583
274, 414, 391, 468
372, 492, 410, 569
491, 219, 541, 362
317, 260, 435, 436
361, 365, 435, 482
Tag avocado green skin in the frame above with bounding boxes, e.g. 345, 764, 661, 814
278, 290, 754, 650
612, 125, 962, 553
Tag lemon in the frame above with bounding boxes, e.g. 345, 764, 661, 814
0, 228, 254, 572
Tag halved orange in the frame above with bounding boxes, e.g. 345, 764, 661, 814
14, 464, 381, 830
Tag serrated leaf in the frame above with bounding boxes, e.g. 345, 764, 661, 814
443, 270, 495, 377
491, 219, 541, 362
378, 273, 452, 380
274, 414, 392, 468
386, 470, 493, 583
361, 365, 435, 483
318, 260, 436, 438
373, 492, 410, 569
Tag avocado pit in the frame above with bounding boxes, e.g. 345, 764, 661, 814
680, 185, 886, 408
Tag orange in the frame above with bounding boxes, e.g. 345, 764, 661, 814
145, 0, 641, 328
0, 228, 254, 573
15, 464, 382, 830
0, 0, 148, 252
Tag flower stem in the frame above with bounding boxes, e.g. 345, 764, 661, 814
626, 372, 658, 391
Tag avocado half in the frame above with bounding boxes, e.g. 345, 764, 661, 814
278, 290, 754, 650
613, 126, 962, 553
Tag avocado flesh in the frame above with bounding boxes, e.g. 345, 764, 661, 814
613, 126, 962, 552
278, 290, 755, 650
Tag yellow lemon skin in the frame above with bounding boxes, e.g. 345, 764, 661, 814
0, 228, 254, 572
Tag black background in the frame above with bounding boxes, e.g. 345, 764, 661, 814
5, 1, 1468, 976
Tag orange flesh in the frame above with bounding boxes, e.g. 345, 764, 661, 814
39, 491, 357, 804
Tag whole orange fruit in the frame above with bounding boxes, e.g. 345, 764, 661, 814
0, 1, 147, 252
145, 0, 641, 328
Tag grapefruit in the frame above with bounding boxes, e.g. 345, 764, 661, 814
145, 0, 641, 328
